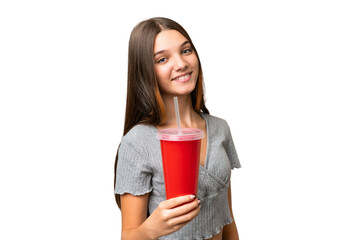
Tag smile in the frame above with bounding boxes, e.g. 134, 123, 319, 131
172, 72, 192, 83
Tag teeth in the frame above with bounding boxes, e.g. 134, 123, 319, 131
174, 74, 190, 81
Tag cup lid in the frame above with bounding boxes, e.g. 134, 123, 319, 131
156, 128, 204, 141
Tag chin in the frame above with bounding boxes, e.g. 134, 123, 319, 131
162, 81, 197, 97
177, 86, 196, 96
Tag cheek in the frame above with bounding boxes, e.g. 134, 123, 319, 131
189, 56, 199, 72
155, 65, 170, 81
155, 67, 170, 91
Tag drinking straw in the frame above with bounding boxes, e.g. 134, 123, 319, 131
173, 96, 182, 134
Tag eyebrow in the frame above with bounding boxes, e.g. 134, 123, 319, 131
154, 40, 191, 57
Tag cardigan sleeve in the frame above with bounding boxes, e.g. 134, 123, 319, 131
114, 135, 153, 196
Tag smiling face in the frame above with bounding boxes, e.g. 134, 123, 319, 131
154, 30, 199, 98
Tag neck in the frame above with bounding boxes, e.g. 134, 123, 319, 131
161, 94, 199, 129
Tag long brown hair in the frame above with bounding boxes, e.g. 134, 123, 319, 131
114, 17, 209, 209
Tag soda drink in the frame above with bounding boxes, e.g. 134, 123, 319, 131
157, 128, 204, 199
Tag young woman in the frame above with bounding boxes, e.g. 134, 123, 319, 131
114, 17, 241, 240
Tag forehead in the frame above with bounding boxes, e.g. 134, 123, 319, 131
154, 30, 188, 52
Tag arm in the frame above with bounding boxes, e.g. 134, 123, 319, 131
222, 182, 239, 240
120, 193, 201, 240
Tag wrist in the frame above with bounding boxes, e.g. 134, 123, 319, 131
138, 221, 158, 240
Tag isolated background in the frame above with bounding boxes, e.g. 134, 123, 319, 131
1, 0, 359, 239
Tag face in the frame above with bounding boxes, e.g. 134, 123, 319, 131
153, 30, 199, 98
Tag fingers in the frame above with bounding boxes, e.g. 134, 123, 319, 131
161, 197, 200, 223
160, 195, 196, 209
170, 198, 200, 216
168, 201, 201, 226
147, 196, 201, 237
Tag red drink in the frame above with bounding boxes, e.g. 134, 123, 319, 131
157, 128, 204, 199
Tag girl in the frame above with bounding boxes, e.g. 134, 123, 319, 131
114, 17, 241, 240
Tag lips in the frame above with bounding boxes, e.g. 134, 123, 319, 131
172, 72, 192, 82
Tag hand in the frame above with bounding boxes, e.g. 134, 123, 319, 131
142, 195, 201, 239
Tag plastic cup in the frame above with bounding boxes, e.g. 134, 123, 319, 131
157, 128, 204, 199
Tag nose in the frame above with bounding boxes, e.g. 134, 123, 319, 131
173, 54, 188, 71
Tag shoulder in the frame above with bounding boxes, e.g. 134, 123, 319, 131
120, 124, 157, 154
201, 113, 230, 131
122, 124, 156, 142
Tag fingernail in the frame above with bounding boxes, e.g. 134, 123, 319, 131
197, 200, 201, 205
190, 195, 196, 199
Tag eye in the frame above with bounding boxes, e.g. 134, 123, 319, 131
182, 48, 193, 55
156, 57, 167, 64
